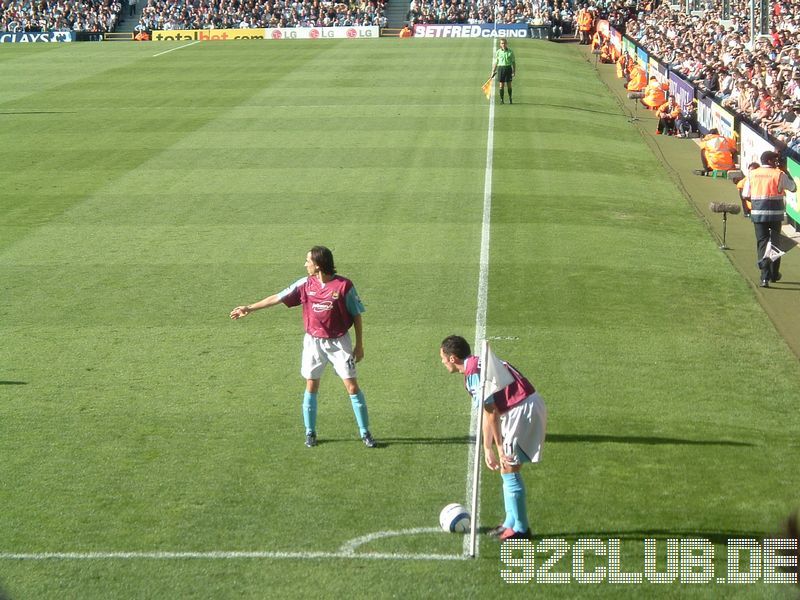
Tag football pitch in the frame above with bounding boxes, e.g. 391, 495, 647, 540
1, 38, 799, 598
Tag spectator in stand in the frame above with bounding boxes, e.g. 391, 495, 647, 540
699, 67, 719, 95
408, 0, 575, 29
0, 0, 122, 32
614, 0, 800, 158
753, 95, 777, 127
139, 0, 386, 31
766, 99, 796, 133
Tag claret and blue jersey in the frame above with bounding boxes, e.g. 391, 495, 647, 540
278, 275, 365, 339
462, 355, 535, 414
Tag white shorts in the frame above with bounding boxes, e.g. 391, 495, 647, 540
300, 333, 357, 380
501, 392, 547, 465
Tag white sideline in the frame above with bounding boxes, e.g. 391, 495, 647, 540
153, 41, 200, 57
0, 550, 464, 562
0, 528, 465, 562
463, 40, 497, 558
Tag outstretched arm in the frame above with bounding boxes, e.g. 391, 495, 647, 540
230, 294, 282, 319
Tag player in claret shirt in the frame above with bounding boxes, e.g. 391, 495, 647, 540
440, 335, 546, 541
231, 246, 376, 449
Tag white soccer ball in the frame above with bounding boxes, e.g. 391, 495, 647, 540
439, 503, 470, 533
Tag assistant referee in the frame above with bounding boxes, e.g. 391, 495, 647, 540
491, 38, 516, 104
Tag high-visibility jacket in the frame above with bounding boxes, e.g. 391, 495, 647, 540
742, 166, 797, 223
626, 65, 647, 92
700, 134, 735, 171
591, 32, 602, 51
642, 81, 667, 108
578, 10, 593, 32
657, 100, 680, 119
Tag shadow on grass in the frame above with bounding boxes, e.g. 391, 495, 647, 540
0, 381, 27, 385
770, 282, 800, 290
527, 529, 777, 544
317, 435, 472, 448
0, 111, 76, 115
476, 526, 775, 542
548, 433, 753, 447
317, 434, 751, 448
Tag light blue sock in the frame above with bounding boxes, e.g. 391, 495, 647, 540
302, 391, 317, 434
503, 472, 529, 532
501, 473, 518, 529
349, 390, 369, 436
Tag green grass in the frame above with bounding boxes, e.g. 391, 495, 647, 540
1, 38, 799, 598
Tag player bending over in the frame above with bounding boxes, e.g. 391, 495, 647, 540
439, 335, 546, 540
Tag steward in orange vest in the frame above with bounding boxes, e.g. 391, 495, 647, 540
699, 129, 736, 172
616, 52, 631, 79
641, 77, 667, 109
577, 9, 593, 45
600, 41, 614, 63
741, 151, 797, 286
626, 64, 647, 92
655, 97, 680, 134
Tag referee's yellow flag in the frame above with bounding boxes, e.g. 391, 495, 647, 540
481, 78, 492, 100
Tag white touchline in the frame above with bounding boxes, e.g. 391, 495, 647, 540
464, 39, 497, 559
153, 41, 201, 57
0, 529, 466, 562
0, 551, 465, 561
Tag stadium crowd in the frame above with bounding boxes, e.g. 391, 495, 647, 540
407, 0, 574, 35
615, 0, 800, 154
0, 0, 123, 32
137, 0, 386, 30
